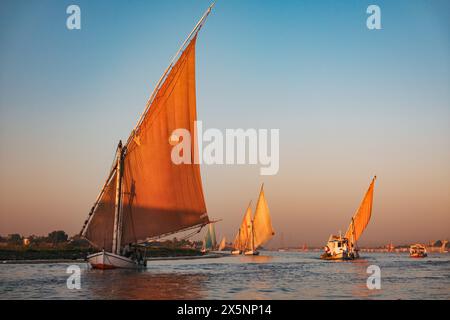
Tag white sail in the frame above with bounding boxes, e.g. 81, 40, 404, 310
218, 237, 226, 251
252, 184, 275, 249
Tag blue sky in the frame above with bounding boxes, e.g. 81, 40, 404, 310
1, 0, 449, 246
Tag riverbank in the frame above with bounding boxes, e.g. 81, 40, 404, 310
0, 246, 204, 261
0, 247, 93, 261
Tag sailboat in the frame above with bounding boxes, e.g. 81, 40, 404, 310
321, 176, 376, 261
232, 184, 275, 255
218, 236, 226, 251
201, 223, 217, 252
78, 4, 215, 269
409, 244, 427, 258
232, 202, 253, 255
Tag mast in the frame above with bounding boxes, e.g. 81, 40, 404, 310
238, 228, 242, 251
350, 218, 356, 252
353, 218, 357, 250
112, 141, 124, 255
251, 219, 255, 251
238, 228, 241, 250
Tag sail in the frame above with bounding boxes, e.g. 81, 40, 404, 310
84, 171, 117, 252
252, 185, 275, 249
345, 177, 376, 243
201, 238, 206, 252
233, 229, 241, 251
119, 36, 209, 246
218, 237, 226, 251
204, 226, 212, 250
240, 203, 253, 251
209, 223, 217, 249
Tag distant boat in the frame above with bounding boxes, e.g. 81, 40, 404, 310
202, 223, 217, 252
78, 4, 215, 269
218, 236, 226, 251
321, 176, 376, 261
440, 240, 448, 253
201, 238, 206, 254
232, 202, 253, 255
232, 184, 275, 256
410, 244, 427, 258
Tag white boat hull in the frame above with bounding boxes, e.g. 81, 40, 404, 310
87, 251, 138, 269
231, 250, 241, 255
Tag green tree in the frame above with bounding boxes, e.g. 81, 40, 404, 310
47, 230, 68, 244
8, 234, 22, 245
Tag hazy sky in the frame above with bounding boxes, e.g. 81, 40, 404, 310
0, 0, 449, 246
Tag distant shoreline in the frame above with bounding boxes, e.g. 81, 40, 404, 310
1, 258, 86, 264
0, 246, 205, 262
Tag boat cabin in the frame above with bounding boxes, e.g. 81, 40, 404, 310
410, 244, 427, 258
325, 235, 349, 253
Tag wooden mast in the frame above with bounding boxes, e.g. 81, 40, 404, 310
251, 219, 255, 252
112, 141, 124, 255
350, 218, 355, 253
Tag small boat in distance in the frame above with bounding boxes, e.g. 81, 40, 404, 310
410, 244, 427, 258
232, 184, 275, 256
202, 223, 217, 253
218, 236, 226, 251
232, 202, 253, 255
78, 4, 215, 269
321, 176, 376, 261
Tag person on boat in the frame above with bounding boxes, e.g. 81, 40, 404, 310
122, 243, 133, 258
136, 248, 143, 264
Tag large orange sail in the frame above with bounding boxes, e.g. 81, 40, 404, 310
345, 176, 376, 243
119, 36, 209, 245
84, 171, 117, 251
252, 185, 275, 249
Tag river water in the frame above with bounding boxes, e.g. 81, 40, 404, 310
1, 252, 449, 299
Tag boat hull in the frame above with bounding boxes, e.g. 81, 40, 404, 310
231, 250, 241, 255
244, 250, 260, 256
410, 253, 427, 258
87, 251, 138, 269
320, 251, 359, 261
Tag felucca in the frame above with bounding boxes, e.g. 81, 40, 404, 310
232, 202, 253, 255
218, 236, 226, 251
321, 176, 376, 261
232, 184, 275, 256
202, 223, 217, 253
79, 4, 215, 269
409, 244, 427, 258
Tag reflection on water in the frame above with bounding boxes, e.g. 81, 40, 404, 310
236, 255, 273, 264
1, 252, 449, 300
86, 270, 206, 299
